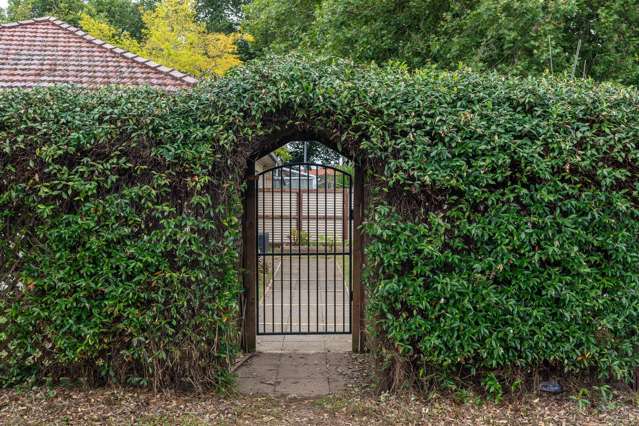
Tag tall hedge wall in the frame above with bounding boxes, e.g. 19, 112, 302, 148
2, 55, 639, 390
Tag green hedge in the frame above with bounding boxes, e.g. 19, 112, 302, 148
2, 55, 639, 390
0, 87, 242, 389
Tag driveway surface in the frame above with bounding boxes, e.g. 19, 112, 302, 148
258, 255, 351, 334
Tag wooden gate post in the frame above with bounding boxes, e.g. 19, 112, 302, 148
352, 162, 366, 352
342, 188, 349, 240
241, 160, 257, 353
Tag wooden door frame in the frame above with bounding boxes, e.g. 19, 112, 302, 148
241, 159, 366, 353
351, 161, 366, 352
241, 160, 258, 352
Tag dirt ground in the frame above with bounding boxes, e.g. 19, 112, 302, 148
2, 354, 639, 425
3, 386, 639, 425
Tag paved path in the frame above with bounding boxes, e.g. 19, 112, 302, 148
236, 352, 355, 397
242, 253, 354, 397
237, 335, 352, 396
257, 334, 351, 353
258, 255, 351, 334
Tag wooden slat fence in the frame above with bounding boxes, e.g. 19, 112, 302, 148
258, 188, 350, 245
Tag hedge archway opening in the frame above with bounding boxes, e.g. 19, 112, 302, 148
239, 131, 366, 353
2, 55, 639, 392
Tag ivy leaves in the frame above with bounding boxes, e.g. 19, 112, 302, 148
1, 54, 639, 390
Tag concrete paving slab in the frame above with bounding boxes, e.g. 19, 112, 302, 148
278, 365, 328, 379
280, 353, 325, 367
326, 352, 352, 367
237, 353, 280, 378
281, 352, 320, 360
282, 340, 326, 353
274, 378, 330, 397
244, 352, 281, 366
258, 340, 284, 352
283, 335, 328, 342
257, 335, 285, 342
237, 365, 278, 379
325, 335, 351, 352
245, 245, 357, 397
237, 353, 360, 397
328, 375, 350, 393
237, 379, 276, 395
257, 334, 350, 353
279, 357, 327, 379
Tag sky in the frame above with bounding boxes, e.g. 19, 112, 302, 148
0, 0, 7, 11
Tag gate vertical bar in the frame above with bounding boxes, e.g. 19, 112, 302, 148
340, 174, 344, 332
289, 168, 293, 333
331, 172, 344, 333
307, 171, 310, 333
256, 173, 260, 334
316, 170, 319, 333
324, 168, 328, 333
298, 164, 302, 333
270, 170, 281, 333
280, 172, 284, 334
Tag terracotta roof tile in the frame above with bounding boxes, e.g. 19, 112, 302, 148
0, 16, 197, 90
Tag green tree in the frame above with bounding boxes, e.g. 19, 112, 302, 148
196, 0, 250, 33
7, 0, 85, 24
5, 0, 148, 38
84, 0, 147, 39
80, 0, 246, 76
285, 141, 342, 165
430, 0, 560, 76
589, 0, 639, 85
242, 0, 320, 55
310, 0, 455, 68
241, 0, 639, 86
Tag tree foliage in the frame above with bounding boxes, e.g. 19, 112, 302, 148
3, 0, 153, 34
195, 0, 249, 33
242, 0, 320, 56
6, 0, 85, 25
285, 141, 342, 165
80, 0, 245, 76
243, 0, 639, 86
1, 0, 244, 41
83, 0, 147, 39
2, 55, 639, 390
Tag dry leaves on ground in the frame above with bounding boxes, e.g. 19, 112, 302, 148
2, 385, 639, 425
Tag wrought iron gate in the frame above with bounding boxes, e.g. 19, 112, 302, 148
256, 163, 352, 335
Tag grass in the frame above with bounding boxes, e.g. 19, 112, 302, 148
337, 254, 350, 280
257, 257, 280, 304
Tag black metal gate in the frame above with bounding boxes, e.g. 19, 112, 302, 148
256, 163, 352, 335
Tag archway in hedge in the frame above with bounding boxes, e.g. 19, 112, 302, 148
3, 55, 638, 391
240, 129, 367, 353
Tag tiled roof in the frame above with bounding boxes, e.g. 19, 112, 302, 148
0, 16, 197, 90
